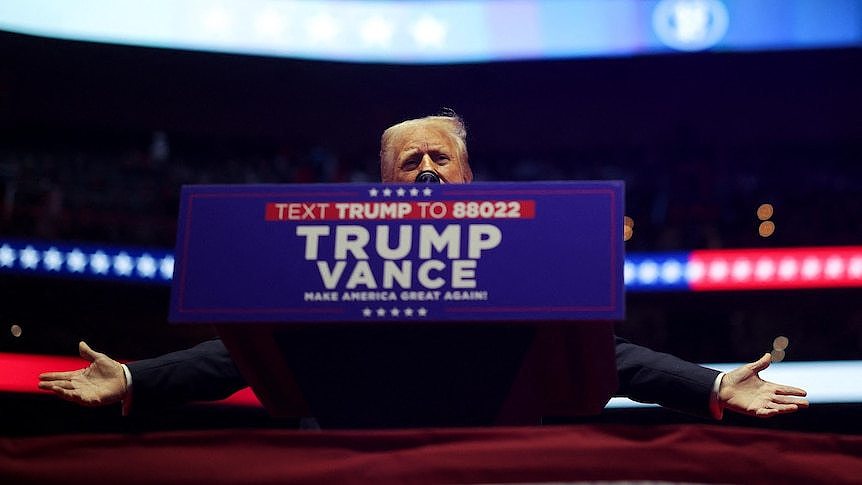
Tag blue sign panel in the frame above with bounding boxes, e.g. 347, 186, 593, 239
169, 181, 624, 323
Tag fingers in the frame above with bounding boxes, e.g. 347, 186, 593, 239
39, 380, 76, 390
79, 341, 99, 362
38, 383, 81, 401
775, 385, 807, 397
755, 402, 801, 417
39, 370, 80, 381
752, 394, 810, 417
50, 387, 93, 406
773, 394, 810, 408
747, 352, 772, 373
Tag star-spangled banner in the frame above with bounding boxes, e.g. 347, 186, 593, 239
0, 239, 174, 284
2, 238, 861, 293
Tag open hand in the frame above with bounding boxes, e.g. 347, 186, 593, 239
719, 353, 809, 418
38, 341, 128, 407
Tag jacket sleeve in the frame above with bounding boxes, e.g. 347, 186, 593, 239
615, 336, 720, 418
126, 338, 247, 412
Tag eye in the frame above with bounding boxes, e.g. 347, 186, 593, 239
401, 158, 419, 170
436, 154, 450, 164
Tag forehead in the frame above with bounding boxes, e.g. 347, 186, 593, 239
392, 124, 457, 154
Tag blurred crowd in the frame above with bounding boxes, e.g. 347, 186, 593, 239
1, 129, 859, 252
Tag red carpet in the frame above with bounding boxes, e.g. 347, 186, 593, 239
2, 424, 861, 484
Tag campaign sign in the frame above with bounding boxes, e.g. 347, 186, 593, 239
169, 181, 624, 323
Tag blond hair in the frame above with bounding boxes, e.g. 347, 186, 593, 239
379, 112, 471, 182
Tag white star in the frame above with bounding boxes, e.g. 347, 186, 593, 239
307, 12, 339, 44
20, 246, 40, 269
390, 307, 400, 317
114, 252, 133, 276
0, 244, 15, 267
90, 251, 110, 274
411, 15, 447, 48
362, 307, 372, 317
43, 247, 63, 271
417, 307, 428, 317
360, 15, 394, 47
409, 187, 420, 197
369, 188, 379, 197
159, 256, 175, 280
376, 307, 386, 317
137, 254, 157, 278
403, 307, 414, 317
422, 187, 433, 196
396, 187, 406, 197
67, 249, 87, 273
382, 188, 392, 197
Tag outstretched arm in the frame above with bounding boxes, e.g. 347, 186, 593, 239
38, 341, 128, 406
719, 353, 809, 418
39, 339, 246, 412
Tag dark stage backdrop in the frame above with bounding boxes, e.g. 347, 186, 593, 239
0, 31, 860, 433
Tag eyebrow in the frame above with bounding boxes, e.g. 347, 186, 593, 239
399, 145, 452, 159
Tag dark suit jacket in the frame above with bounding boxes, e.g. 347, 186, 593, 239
127, 335, 720, 418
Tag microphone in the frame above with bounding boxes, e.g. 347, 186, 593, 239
415, 171, 441, 184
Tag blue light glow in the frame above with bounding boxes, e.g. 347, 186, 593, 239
0, 240, 174, 284
0, 238, 687, 290
0, 0, 859, 64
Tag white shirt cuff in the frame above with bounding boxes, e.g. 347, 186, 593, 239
120, 363, 133, 416
709, 372, 725, 420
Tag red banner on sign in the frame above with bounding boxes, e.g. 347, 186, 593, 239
265, 200, 536, 221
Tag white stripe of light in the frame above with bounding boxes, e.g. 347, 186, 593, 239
360, 15, 394, 47
411, 15, 446, 48
306, 11, 339, 44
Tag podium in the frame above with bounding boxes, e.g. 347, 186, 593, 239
171, 182, 624, 428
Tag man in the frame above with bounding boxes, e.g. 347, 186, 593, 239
39, 113, 809, 419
